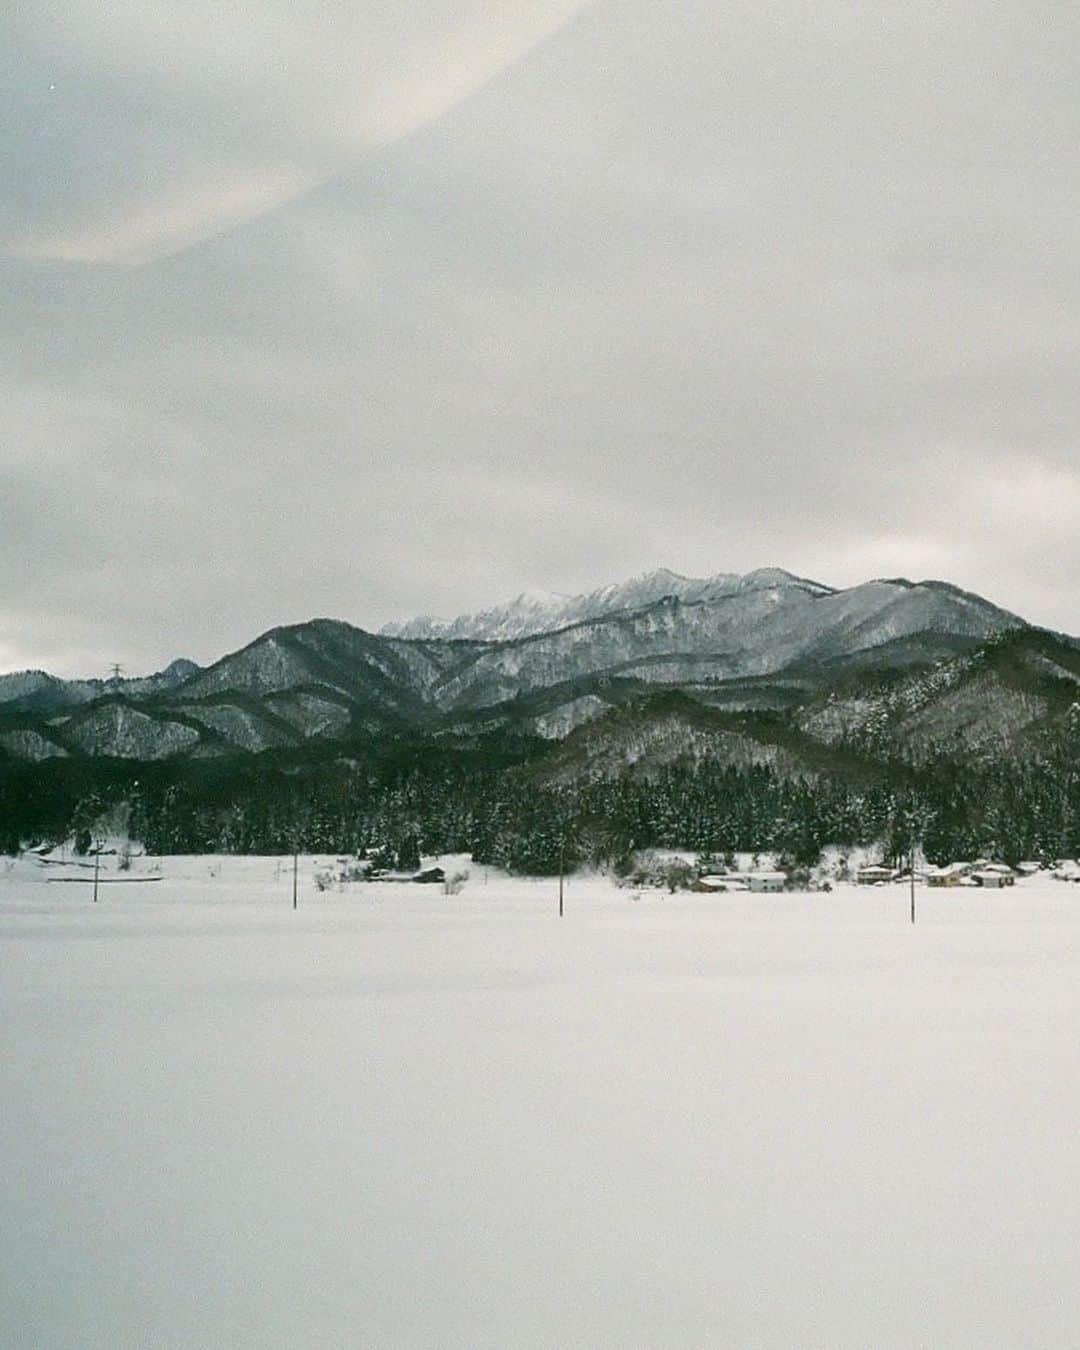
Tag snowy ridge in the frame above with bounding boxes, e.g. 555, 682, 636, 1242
380, 567, 834, 641
426, 576, 1022, 710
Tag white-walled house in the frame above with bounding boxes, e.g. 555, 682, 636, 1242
927, 862, 969, 888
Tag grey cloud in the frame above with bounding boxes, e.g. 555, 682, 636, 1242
2, 0, 1078, 674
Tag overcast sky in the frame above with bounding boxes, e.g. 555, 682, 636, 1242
4, 0, 1078, 676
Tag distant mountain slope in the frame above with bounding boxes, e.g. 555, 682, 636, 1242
179, 620, 438, 713
0, 658, 199, 716
795, 628, 1080, 765
523, 629, 1080, 783
531, 693, 812, 784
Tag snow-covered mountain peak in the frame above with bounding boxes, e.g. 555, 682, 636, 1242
727, 568, 835, 598
616, 566, 693, 591
379, 566, 832, 641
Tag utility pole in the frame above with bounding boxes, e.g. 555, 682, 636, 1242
558, 839, 564, 918
93, 850, 100, 904
293, 851, 299, 910
910, 836, 917, 926
109, 663, 123, 682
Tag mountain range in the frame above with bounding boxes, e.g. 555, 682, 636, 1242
2, 568, 1076, 776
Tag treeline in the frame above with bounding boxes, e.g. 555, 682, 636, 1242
2, 735, 1079, 870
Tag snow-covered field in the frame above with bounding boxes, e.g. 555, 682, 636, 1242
4, 855, 1080, 1349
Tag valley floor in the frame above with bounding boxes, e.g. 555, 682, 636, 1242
3, 857, 1080, 1348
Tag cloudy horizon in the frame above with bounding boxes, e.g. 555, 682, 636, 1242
5, 0, 1079, 678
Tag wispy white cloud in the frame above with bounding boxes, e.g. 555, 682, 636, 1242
5, 0, 592, 264
10, 165, 310, 266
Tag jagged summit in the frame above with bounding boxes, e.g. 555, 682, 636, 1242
380, 567, 832, 642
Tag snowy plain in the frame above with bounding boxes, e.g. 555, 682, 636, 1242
3, 854, 1080, 1349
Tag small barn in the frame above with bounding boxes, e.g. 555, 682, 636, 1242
412, 866, 446, 885
747, 871, 786, 894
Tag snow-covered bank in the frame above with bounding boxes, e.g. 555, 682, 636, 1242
3, 862, 1080, 1348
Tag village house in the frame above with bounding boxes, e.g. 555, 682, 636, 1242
747, 871, 786, 893
855, 864, 897, 886
926, 862, 969, 888
971, 865, 1016, 888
